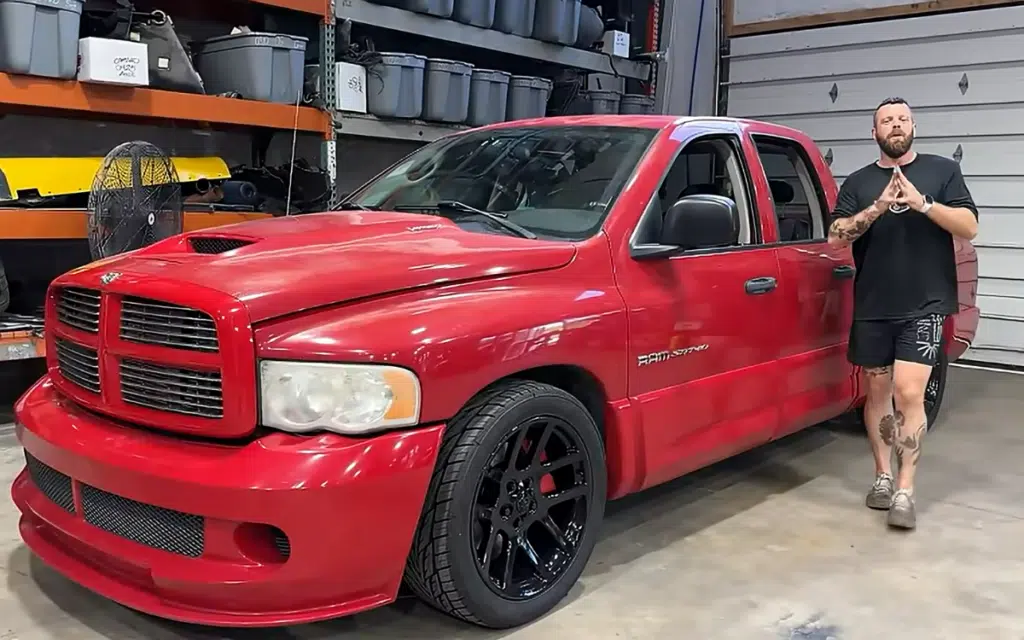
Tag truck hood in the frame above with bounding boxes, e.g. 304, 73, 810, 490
84, 211, 576, 323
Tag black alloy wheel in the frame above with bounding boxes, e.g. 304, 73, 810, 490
404, 380, 606, 629
471, 415, 589, 601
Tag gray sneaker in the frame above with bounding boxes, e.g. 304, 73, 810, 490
887, 489, 916, 529
865, 473, 894, 510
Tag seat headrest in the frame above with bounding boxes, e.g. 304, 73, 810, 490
768, 179, 795, 204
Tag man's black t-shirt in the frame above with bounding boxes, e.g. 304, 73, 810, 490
831, 153, 978, 321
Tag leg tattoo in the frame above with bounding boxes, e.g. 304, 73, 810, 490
895, 421, 927, 473
878, 410, 901, 446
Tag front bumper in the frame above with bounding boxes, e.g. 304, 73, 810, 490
11, 376, 445, 627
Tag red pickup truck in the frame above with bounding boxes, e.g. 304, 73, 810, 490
10, 116, 978, 630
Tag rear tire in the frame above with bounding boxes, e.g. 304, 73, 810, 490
923, 351, 948, 430
404, 380, 606, 629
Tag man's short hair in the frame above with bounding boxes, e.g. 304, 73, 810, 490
874, 97, 911, 124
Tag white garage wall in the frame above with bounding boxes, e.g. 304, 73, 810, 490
725, 5, 1024, 367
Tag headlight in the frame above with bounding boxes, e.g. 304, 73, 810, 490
259, 360, 421, 435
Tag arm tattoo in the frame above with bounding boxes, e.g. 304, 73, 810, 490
828, 206, 880, 243
878, 410, 901, 446
894, 420, 927, 471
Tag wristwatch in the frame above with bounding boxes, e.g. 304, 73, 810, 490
920, 194, 934, 213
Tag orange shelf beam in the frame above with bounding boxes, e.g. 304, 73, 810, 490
251, 0, 329, 16
0, 209, 272, 240
0, 73, 331, 135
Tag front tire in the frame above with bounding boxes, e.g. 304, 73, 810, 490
404, 380, 607, 628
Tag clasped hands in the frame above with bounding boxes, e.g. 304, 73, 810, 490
873, 167, 926, 215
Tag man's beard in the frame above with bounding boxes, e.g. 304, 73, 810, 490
876, 130, 914, 159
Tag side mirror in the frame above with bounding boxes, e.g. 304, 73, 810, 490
660, 194, 738, 250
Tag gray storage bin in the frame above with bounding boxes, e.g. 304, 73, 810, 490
0, 0, 82, 79
587, 89, 621, 115
575, 3, 604, 48
468, 68, 510, 126
195, 32, 307, 104
507, 75, 552, 121
423, 58, 473, 123
620, 94, 655, 114
401, 0, 454, 18
533, 0, 580, 45
453, 0, 495, 28
366, 52, 427, 119
494, 0, 535, 37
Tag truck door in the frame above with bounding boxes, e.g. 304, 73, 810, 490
744, 130, 858, 437
612, 122, 784, 490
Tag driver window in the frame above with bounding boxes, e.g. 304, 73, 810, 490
637, 135, 754, 246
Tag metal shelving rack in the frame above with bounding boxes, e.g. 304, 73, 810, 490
0, 0, 340, 361
332, 0, 653, 141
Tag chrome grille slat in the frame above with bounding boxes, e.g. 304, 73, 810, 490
80, 484, 205, 558
55, 339, 101, 393
119, 358, 223, 419
56, 287, 101, 333
119, 369, 223, 397
120, 297, 218, 353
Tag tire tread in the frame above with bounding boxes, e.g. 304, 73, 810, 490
403, 380, 590, 627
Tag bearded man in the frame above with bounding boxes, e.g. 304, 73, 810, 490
827, 97, 979, 529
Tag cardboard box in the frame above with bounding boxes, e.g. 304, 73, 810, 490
78, 37, 150, 86
335, 61, 368, 114
602, 30, 631, 58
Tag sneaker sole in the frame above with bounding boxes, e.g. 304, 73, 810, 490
866, 494, 892, 510
887, 510, 916, 529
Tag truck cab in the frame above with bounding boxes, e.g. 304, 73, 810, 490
10, 115, 979, 631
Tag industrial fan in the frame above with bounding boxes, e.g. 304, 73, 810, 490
87, 141, 184, 260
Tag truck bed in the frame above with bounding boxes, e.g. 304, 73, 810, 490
0, 313, 44, 362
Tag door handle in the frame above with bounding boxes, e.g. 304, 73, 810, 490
744, 276, 777, 295
832, 265, 856, 279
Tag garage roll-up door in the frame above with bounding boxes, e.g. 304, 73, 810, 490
726, 5, 1024, 367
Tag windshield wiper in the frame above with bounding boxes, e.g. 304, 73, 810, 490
395, 201, 537, 239
336, 202, 380, 211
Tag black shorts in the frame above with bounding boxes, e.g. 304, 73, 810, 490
848, 313, 946, 368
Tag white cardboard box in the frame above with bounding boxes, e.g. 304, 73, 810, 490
78, 37, 150, 87
602, 30, 631, 58
335, 61, 367, 114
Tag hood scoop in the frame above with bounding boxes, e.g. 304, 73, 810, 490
189, 237, 255, 254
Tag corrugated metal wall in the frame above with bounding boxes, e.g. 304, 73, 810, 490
726, 5, 1024, 367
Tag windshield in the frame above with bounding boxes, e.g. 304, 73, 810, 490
345, 125, 657, 241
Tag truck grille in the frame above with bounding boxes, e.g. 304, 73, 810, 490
55, 339, 101, 393
24, 453, 206, 558
25, 452, 75, 514
119, 358, 224, 419
80, 484, 205, 558
56, 287, 101, 333
120, 297, 219, 353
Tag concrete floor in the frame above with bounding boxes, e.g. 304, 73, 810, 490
1, 366, 1023, 639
